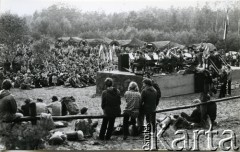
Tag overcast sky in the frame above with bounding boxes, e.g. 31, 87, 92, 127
1, 0, 229, 16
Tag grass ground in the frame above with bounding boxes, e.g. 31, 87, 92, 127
7, 86, 240, 150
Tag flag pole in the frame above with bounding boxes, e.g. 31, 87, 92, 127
223, 9, 229, 53
238, 19, 240, 52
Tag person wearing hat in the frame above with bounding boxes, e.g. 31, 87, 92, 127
47, 96, 62, 116
0, 79, 23, 122
99, 77, 121, 140
138, 78, 157, 133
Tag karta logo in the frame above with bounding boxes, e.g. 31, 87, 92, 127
143, 123, 239, 151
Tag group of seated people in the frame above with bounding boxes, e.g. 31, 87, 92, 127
1, 41, 106, 89
0, 79, 84, 122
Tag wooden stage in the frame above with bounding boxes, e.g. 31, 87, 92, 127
96, 66, 240, 97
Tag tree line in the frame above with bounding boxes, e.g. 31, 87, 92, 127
1, 1, 240, 53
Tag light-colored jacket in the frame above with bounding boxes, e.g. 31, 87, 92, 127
47, 101, 62, 116
124, 90, 141, 117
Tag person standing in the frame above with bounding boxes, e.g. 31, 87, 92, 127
123, 81, 141, 140
138, 78, 157, 134
99, 78, 121, 140
0, 79, 23, 122
219, 67, 228, 98
226, 65, 232, 96
0, 67, 5, 90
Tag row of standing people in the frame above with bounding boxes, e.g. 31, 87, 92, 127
99, 77, 161, 140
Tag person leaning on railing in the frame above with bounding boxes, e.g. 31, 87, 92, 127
123, 81, 141, 140
138, 78, 157, 133
99, 77, 121, 140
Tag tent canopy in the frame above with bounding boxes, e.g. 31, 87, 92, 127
193, 43, 217, 52
114, 40, 131, 46
85, 38, 111, 47
110, 40, 120, 46
146, 41, 184, 50
101, 37, 112, 44
122, 37, 145, 47
69, 37, 83, 43
57, 37, 71, 42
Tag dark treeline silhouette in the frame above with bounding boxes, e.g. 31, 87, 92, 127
1, 1, 240, 52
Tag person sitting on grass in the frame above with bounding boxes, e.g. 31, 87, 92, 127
0, 79, 23, 122
180, 92, 217, 128
47, 96, 62, 116
35, 98, 49, 115
21, 98, 32, 116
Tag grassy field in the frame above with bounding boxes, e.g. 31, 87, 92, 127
9, 86, 240, 150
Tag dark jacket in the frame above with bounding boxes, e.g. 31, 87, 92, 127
220, 71, 228, 84
190, 102, 217, 123
101, 87, 121, 117
21, 104, 30, 116
141, 86, 157, 114
0, 90, 17, 121
152, 82, 161, 106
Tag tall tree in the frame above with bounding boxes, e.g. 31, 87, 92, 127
0, 13, 29, 61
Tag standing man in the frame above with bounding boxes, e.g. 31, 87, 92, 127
99, 78, 121, 140
0, 67, 5, 90
219, 67, 228, 98
226, 65, 232, 96
138, 78, 157, 134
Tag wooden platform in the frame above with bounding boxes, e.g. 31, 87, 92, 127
96, 67, 240, 97
96, 70, 143, 95
96, 70, 194, 97
152, 73, 195, 97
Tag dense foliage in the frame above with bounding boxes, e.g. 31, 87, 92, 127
0, 13, 29, 61
1, 1, 240, 52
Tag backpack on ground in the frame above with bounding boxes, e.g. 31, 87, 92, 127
61, 96, 80, 115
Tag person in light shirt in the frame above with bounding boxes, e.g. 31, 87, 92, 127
47, 96, 62, 116
36, 98, 48, 115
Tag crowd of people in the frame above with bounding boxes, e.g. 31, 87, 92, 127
225, 51, 240, 67
0, 38, 237, 150
0, 72, 229, 150
0, 40, 115, 90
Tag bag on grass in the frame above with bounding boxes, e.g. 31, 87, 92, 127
75, 119, 92, 137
